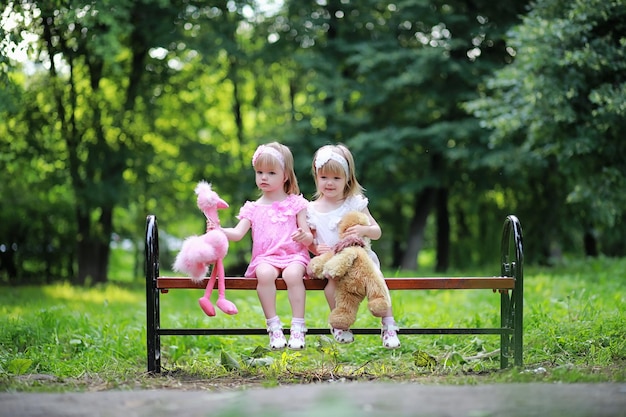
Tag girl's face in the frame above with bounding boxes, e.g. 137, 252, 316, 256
316, 170, 346, 200
255, 164, 286, 193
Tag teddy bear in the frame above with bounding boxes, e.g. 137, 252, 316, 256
307, 210, 391, 331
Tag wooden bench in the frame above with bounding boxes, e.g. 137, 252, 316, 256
145, 214, 524, 373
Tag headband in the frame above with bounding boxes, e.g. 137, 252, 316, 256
252, 145, 285, 170
315, 147, 350, 178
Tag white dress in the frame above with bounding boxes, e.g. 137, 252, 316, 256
307, 195, 381, 269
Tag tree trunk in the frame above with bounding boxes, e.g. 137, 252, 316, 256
75, 240, 108, 285
0, 246, 18, 283
400, 187, 437, 270
435, 188, 450, 272
583, 229, 599, 257
74, 206, 112, 285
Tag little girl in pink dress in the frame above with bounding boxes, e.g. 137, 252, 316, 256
222, 142, 313, 350
238, 195, 311, 278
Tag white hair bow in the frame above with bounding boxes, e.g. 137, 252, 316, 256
315, 147, 349, 177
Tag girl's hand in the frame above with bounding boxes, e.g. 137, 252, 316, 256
345, 224, 366, 239
316, 243, 332, 254
292, 228, 314, 246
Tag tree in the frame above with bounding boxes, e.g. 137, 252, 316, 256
1, 1, 241, 283
466, 0, 626, 260
274, 0, 531, 270
0, 0, 303, 282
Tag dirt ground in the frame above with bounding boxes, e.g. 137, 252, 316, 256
2, 382, 626, 417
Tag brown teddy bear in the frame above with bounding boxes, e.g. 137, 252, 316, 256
307, 211, 391, 331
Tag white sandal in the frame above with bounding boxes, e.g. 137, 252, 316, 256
331, 327, 354, 344
382, 324, 400, 349
287, 324, 307, 350
268, 323, 287, 350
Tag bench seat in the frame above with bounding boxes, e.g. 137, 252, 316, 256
156, 276, 516, 291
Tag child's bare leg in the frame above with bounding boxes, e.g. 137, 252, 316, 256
256, 263, 286, 350
380, 287, 400, 349
255, 263, 279, 319
282, 263, 306, 318
282, 263, 307, 350
323, 277, 353, 343
324, 278, 337, 311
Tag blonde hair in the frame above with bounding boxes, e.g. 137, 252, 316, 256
312, 144, 364, 199
253, 141, 300, 195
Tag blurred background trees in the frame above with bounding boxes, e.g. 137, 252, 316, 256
1, 0, 624, 285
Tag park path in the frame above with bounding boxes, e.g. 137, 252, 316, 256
2, 382, 626, 417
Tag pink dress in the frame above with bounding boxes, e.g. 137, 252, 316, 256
237, 194, 310, 278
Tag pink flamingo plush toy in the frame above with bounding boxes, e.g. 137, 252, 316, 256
173, 181, 238, 317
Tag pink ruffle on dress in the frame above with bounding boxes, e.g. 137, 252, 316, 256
238, 194, 310, 278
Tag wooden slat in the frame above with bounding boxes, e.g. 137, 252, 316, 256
385, 277, 515, 290
156, 276, 515, 291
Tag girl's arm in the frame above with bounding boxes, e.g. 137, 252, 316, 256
221, 218, 251, 241
307, 229, 332, 255
292, 209, 314, 247
345, 207, 382, 241
308, 229, 319, 255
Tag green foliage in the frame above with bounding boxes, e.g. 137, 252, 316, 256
266, 0, 534, 269
465, 0, 626, 260
2, 0, 626, 287
1, 258, 625, 391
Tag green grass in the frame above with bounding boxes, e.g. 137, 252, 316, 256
1, 256, 625, 392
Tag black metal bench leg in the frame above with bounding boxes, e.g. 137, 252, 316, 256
500, 291, 511, 369
510, 215, 524, 367
513, 268, 524, 366
500, 214, 524, 368
146, 215, 161, 373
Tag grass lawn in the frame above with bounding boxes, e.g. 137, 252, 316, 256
1, 256, 625, 392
